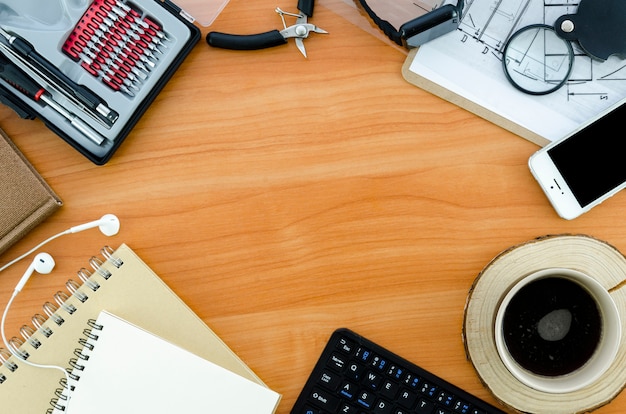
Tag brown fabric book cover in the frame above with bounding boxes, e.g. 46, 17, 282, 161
0, 128, 62, 256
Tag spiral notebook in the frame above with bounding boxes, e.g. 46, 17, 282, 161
0, 244, 276, 413
51, 311, 280, 413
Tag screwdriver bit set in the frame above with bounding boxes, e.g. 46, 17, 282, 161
62, 0, 169, 97
0, 0, 200, 164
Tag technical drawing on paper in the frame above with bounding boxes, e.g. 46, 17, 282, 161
408, 0, 626, 142
456, 0, 623, 99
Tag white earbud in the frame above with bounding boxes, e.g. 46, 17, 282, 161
68, 214, 120, 237
0, 214, 120, 274
14, 253, 55, 293
2, 252, 68, 384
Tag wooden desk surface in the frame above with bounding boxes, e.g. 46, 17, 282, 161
1, 1, 625, 412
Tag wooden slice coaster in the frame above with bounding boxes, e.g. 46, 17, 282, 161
464, 234, 626, 413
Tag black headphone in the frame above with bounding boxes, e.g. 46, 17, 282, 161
358, 0, 464, 48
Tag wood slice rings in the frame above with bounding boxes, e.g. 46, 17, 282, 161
464, 234, 626, 413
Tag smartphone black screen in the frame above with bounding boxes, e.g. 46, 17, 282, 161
548, 101, 626, 207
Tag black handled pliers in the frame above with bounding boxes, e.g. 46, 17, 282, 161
206, 0, 327, 58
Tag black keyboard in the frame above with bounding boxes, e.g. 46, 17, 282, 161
291, 328, 506, 414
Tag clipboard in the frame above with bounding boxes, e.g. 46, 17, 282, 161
401, 48, 549, 147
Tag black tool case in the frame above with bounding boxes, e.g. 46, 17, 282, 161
0, 0, 201, 165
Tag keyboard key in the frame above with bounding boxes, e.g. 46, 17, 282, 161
372, 398, 394, 414
403, 372, 420, 389
338, 337, 355, 354
416, 398, 435, 414
309, 387, 339, 412
437, 391, 455, 407
397, 389, 418, 408
338, 402, 359, 413
364, 370, 383, 391
328, 352, 348, 372
355, 346, 373, 363
357, 390, 376, 409
371, 355, 388, 371
346, 361, 365, 381
319, 370, 341, 391
380, 380, 399, 399
291, 329, 506, 414
386, 364, 405, 380
299, 405, 320, 414
339, 381, 358, 400
420, 382, 438, 398
453, 400, 472, 413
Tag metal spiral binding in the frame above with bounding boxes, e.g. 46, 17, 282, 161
102, 245, 124, 268
48, 396, 66, 412
45, 247, 121, 412
32, 314, 53, 338
73, 347, 89, 361
77, 267, 101, 291
19, 325, 42, 349
43, 302, 65, 326
90, 256, 112, 279
0, 245, 124, 392
78, 336, 95, 351
54, 291, 77, 315
66, 279, 89, 302
50, 318, 104, 413
7, 337, 29, 360
0, 348, 17, 373
0, 348, 15, 383
52, 387, 69, 404
68, 357, 86, 372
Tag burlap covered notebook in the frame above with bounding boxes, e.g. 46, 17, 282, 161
0, 129, 62, 255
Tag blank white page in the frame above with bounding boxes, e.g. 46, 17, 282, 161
59, 311, 280, 414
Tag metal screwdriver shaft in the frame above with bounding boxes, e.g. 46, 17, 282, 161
0, 53, 105, 145
0, 26, 118, 128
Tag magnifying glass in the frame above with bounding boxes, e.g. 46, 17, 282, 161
502, 24, 574, 95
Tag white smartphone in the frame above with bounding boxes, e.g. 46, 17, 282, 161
529, 100, 626, 220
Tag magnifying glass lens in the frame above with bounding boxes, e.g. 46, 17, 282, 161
503, 24, 574, 95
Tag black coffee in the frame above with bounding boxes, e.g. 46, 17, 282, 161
502, 276, 602, 376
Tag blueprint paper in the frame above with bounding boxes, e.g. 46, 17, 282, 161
408, 0, 626, 143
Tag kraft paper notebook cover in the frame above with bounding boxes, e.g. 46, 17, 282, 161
0, 244, 271, 413
0, 129, 62, 256
51, 311, 280, 413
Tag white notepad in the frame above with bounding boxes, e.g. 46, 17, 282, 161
55, 311, 281, 414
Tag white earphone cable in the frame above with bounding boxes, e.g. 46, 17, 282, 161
0, 230, 71, 273
1, 290, 72, 400
0, 215, 119, 412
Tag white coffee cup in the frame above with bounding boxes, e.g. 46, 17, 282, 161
494, 268, 621, 393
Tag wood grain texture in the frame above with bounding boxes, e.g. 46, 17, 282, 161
1, 0, 626, 412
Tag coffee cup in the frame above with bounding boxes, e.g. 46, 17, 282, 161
494, 268, 621, 393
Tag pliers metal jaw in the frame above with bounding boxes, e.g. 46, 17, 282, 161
278, 9, 328, 58
206, 0, 327, 58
